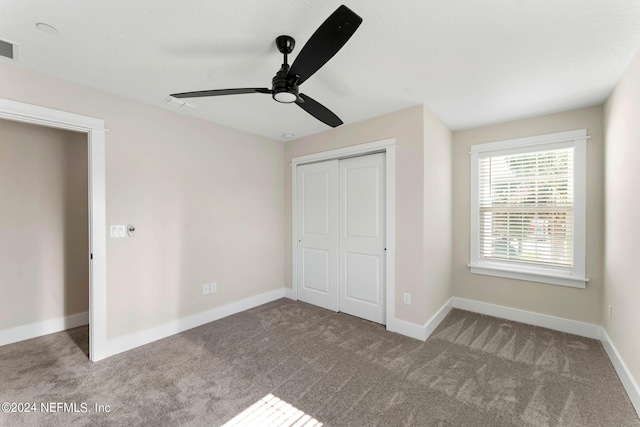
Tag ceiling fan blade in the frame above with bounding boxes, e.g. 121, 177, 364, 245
170, 88, 272, 98
295, 93, 343, 127
287, 5, 362, 85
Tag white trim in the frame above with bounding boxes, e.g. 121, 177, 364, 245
451, 297, 601, 339
424, 299, 454, 339
385, 146, 397, 328
469, 129, 587, 153
284, 287, 296, 300
88, 130, 107, 361
390, 318, 429, 341
106, 289, 285, 358
290, 163, 298, 301
469, 129, 589, 288
290, 138, 396, 165
469, 264, 588, 288
0, 98, 108, 132
387, 298, 453, 341
572, 136, 588, 284
601, 329, 640, 415
0, 312, 89, 347
291, 138, 396, 328
0, 98, 107, 362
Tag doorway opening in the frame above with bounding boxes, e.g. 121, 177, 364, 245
0, 119, 89, 354
0, 98, 107, 361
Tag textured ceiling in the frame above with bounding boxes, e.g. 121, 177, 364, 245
1, 0, 640, 141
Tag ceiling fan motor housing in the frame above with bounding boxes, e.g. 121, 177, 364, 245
272, 66, 299, 103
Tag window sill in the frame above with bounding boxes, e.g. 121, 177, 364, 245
468, 263, 588, 289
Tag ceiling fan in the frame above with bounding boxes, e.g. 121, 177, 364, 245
170, 5, 363, 128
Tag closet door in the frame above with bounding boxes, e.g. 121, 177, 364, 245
338, 153, 386, 324
297, 160, 339, 311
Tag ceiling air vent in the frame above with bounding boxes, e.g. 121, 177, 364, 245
0, 39, 15, 60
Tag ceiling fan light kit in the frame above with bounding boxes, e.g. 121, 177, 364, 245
170, 5, 362, 128
273, 91, 298, 103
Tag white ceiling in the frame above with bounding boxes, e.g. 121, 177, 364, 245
2, 0, 640, 141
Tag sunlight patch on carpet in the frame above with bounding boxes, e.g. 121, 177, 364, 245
223, 394, 323, 427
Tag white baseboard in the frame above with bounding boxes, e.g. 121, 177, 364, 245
284, 287, 296, 300
0, 311, 89, 347
106, 288, 285, 358
388, 298, 453, 341
601, 329, 640, 416
424, 299, 454, 339
388, 317, 427, 341
451, 297, 601, 339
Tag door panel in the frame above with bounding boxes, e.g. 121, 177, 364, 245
345, 166, 380, 238
344, 252, 380, 304
339, 153, 386, 324
297, 160, 339, 311
302, 171, 330, 235
302, 248, 330, 293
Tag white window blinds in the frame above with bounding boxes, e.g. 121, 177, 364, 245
478, 147, 574, 268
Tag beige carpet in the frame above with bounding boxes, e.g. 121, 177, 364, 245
0, 299, 637, 426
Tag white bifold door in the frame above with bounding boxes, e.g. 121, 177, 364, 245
297, 153, 385, 324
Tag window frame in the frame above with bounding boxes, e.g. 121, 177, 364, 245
469, 129, 589, 288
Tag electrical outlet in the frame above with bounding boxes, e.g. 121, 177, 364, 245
202, 283, 210, 295
210, 282, 217, 293
608, 305, 612, 318
403, 292, 411, 305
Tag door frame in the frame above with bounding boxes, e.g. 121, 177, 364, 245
291, 138, 396, 329
0, 98, 107, 362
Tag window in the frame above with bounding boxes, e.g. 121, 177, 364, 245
469, 130, 588, 288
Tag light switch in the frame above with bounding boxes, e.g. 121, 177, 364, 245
110, 225, 126, 238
